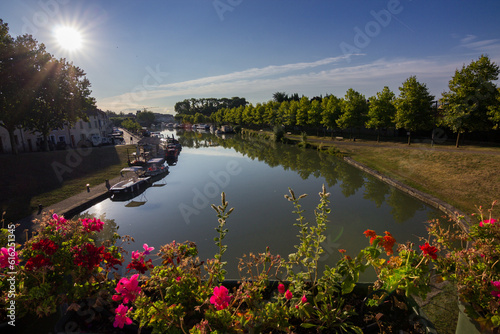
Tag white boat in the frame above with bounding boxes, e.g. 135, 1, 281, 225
110, 167, 151, 197
144, 158, 168, 177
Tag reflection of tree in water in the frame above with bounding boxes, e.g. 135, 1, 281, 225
386, 188, 425, 223
335, 162, 366, 197
176, 130, 219, 149
72, 211, 119, 244
363, 175, 390, 208
178, 131, 429, 223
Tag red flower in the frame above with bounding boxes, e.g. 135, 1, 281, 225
285, 290, 292, 300
278, 283, 286, 294
126, 258, 153, 274
72, 243, 105, 271
31, 238, 59, 255
419, 242, 438, 260
301, 294, 307, 303
102, 252, 123, 270
363, 229, 379, 245
25, 254, 52, 270
380, 231, 396, 256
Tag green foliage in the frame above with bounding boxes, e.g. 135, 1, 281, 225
337, 88, 368, 131
366, 86, 396, 139
394, 76, 435, 133
211, 192, 234, 284
427, 203, 500, 331
440, 55, 500, 144
136, 109, 156, 127
0, 23, 94, 153
121, 118, 142, 133
272, 125, 285, 142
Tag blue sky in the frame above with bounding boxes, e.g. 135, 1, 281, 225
2, 0, 500, 114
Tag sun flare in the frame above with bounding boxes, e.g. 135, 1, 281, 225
54, 26, 83, 51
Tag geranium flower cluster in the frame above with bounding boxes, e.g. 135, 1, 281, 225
48, 213, 68, 231
126, 244, 155, 274
363, 229, 396, 255
72, 243, 107, 271
112, 274, 141, 328
81, 217, 105, 233
210, 286, 232, 310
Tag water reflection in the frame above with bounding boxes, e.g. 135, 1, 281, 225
177, 130, 433, 224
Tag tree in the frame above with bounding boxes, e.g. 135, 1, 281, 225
284, 100, 298, 127
25, 56, 94, 150
296, 96, 310, 127
366, 86, 396, 142
440, 55, 500, 147
321, 95, 341, 137
488, 88, 500, 129
273, 92, 288, 103
394, 76, 435, 145
0, 25, 50, 154
121, 118, 141, 133
308, 99, 323, 134
136, 109, 156, 127
337, 88, 368, 139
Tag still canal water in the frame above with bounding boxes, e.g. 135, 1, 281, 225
80, 129, 441, 279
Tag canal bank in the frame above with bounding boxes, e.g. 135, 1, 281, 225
343, 157, 466, 221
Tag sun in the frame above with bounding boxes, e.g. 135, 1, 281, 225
54, 26, 83, 51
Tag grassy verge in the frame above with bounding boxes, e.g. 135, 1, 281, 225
0, 145, 134, 221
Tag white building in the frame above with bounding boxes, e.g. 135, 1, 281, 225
0, 109, 113, 154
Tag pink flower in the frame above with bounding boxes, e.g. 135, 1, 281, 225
295, 304, 299, 309
210, 286, 232, 310
131, 251, 142, 260
143, 243, 154, 255
176, 276, 181, 282
113, 304, 133, 328
301, 294, 307, 303
278, 283, 286, 294
0, 247, 19, 268
285, 290, 292, 300
480, 219, 498, 227
81, 218, 104, 233
49, 213, 68, 230
491, 281, 500, 298
114, 274, 141, 304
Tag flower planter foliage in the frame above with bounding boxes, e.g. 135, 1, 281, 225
2, 187, 496, 333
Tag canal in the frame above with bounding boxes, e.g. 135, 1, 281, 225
80, 129, 441, 279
